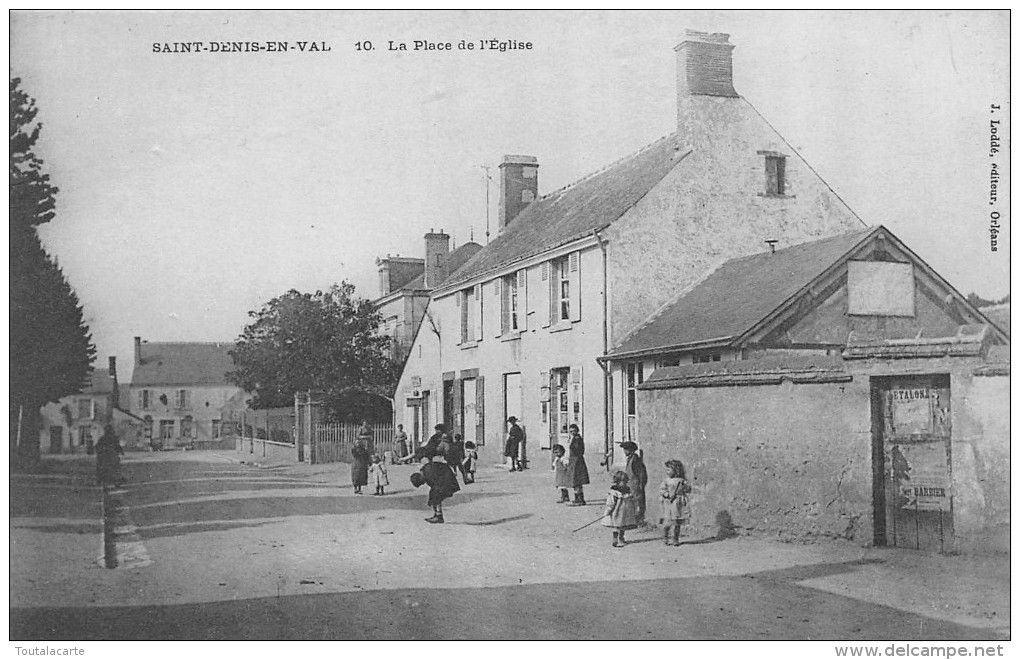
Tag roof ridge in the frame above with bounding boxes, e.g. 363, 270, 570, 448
537, 133, 677, 201
724, 225, 877, 267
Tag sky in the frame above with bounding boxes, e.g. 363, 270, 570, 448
10, 10, 1010, 372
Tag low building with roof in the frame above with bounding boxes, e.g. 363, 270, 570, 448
394, 31, 865, 456
603, 227, 1008, 553
129, 337, 244, 449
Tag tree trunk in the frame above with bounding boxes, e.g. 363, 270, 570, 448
11, 401, 41, 468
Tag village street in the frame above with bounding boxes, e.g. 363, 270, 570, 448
10, 451, 1009, 641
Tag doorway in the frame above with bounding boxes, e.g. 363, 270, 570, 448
871, 375, 953, 551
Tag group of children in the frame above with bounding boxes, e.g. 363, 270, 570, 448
599, 457, 691, 548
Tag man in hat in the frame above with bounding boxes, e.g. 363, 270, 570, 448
504, 417, 524, 472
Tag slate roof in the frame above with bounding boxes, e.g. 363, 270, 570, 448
131, 341, 237, 387
608, 227, 880, 359
637, 356, 850, 390
439, 135, 688, 291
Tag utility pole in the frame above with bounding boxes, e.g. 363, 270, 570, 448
478, 165, 493, 244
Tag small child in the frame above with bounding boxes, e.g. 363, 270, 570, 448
369, 453, 389, 496
462, 441, 478, 484
602, 470, 638, 547
551, 444, 571, 503
659, 459, 692, 546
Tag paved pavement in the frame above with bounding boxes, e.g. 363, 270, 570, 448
9, 450, 1010, 640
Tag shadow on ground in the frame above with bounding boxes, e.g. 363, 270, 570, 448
11, 572, 1003, 641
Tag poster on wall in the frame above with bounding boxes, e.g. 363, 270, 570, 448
888, 442, 952, 511
890, 388, 934, 435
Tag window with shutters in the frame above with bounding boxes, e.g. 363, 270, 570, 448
549, 256, 571, 322
501, 272, 519, 333
175, 389, 190, 410
212, 420, 221, 439
139, 389, 151, 410
78, 399, 92, 419
181, 416, 193, 439
459, 287, 482, 344
159, 419, 175, 440
760, 152, 787, 196
78, 425, 93, 447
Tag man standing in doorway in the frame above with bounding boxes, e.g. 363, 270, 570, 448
504, 417, 524, 472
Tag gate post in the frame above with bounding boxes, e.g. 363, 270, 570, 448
305, 390, 324, 465
295, 392, 307, 463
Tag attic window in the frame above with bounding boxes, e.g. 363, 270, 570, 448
765, 155, 786, 195
693, 353, 722, 364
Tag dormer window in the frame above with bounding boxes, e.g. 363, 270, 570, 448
758, 151, 787, 196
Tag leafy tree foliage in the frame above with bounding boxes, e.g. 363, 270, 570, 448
10, 78, 95, 461
228, 282, 399, 422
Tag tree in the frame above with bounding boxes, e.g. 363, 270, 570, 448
227, 282, 399, 422
10, 78, 96, 463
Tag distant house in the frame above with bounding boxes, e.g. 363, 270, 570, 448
607, 226, 1009, 552
39, 357, 140, 453
374, 230, 482, 363
129, 337, 244, 449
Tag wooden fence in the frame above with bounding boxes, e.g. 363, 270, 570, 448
312, 422, 395, 464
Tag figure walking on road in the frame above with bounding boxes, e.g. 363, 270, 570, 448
409, 448, 460, 523
567, 424, 590, 506
95, 424, 124, 489
621, 441, 648, 523
504, 417, 524, 472
659, 459, 691, 546
602, 470, 638, 547
351, 437, 370, 494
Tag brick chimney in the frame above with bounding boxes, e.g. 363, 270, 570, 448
675, 31, 738, 100
134, 336, 142, 366
424, 229, 451, 288
498, 155, 539, 231
108, 356, 120, 410
377, 256, 392, 297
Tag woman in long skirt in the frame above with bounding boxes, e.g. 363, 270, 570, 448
567, 424, 590, 506
350, 439, 370, 494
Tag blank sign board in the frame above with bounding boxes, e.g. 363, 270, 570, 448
847, 261, 915, 316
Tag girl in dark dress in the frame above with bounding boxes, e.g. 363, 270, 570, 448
350, 439, 370, 494
567, 424, 590, 506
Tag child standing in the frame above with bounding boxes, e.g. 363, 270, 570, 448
462, 441, 479, 484
552, 444, 571, 503
369, 454, 389, 496
659, 459, 691, 545
602, 470, 638, 547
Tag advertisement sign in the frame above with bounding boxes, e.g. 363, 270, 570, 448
891, 388, 933, 435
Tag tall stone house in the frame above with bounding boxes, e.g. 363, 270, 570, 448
129, 337, 244, 449
393, 31, 865, 454
374, 230, 481, 363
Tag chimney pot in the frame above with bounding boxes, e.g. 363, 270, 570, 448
424, 230, 451, 288
498, 155, 539, 232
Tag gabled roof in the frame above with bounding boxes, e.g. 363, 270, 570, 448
131, 341, 237, 387
439, 135, 688, 291
608, 227, 880, 359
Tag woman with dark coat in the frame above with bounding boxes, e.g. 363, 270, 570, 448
621, 441, 648, 523
567, 424, 590, 506
350, 438, 370, 494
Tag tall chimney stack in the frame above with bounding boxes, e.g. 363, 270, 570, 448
675, 31, 738, 101
134, 336, 142, 366
424, 229, 451, 288
498, 155, 539, 232
108, 356, 120, 410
